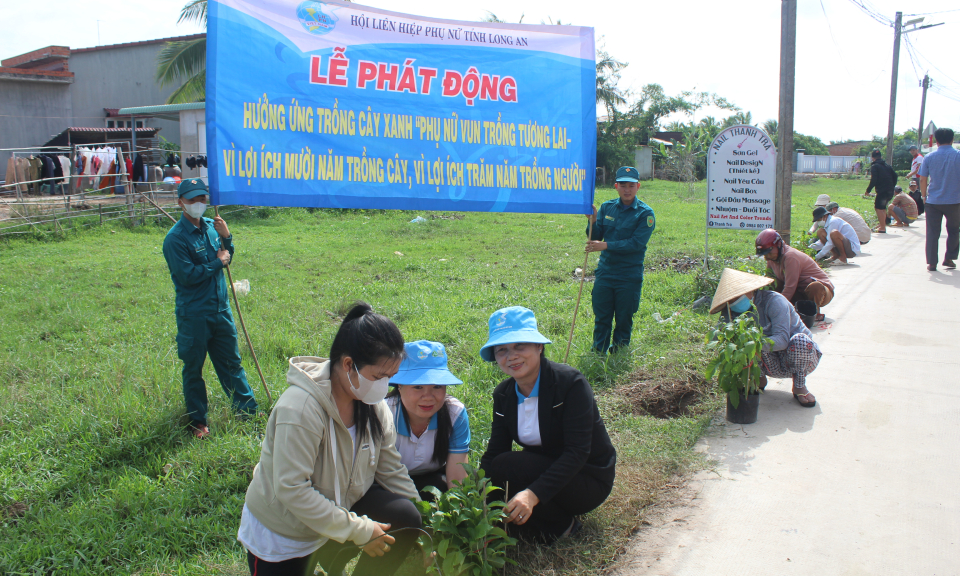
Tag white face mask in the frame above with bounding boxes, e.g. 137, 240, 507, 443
348, 364, 390, 405
183, 202, 207, 219
817, 216, 828, 229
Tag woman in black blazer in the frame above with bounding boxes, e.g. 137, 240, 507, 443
478, 306, 616, 543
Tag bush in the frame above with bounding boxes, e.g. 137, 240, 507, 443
416, 464, 516, 576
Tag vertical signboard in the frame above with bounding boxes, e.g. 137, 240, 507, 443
706, 125, 776, 230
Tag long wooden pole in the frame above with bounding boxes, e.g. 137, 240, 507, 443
215, 205, 273, 405
563, 217, 594, 364
148, 193, 272, 405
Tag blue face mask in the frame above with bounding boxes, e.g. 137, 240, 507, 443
729, 295, 752, 314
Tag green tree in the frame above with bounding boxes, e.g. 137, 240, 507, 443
156, 0, 207, 103
793, 133, 829, 156
722, 111, 753, 129
595, 49, 628, 118
762, 119, 778, 141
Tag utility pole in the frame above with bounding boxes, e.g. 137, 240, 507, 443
918, 74, 929, 148
885, 11, 902, 166
775, 0, 796, 245
885, 16, 942, 160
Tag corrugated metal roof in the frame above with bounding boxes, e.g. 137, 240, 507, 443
118, 103, 205, 115
66, 127, 159, 133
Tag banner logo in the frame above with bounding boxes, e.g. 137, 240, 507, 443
297, 1, 337, 35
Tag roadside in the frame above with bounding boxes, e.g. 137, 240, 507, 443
612, 218, 960, 575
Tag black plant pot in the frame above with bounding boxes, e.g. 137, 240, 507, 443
726, 392, 760, 424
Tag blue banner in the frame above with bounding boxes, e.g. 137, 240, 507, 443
207, 0, 596, 214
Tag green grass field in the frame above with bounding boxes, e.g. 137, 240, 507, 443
0, 176, 875, 575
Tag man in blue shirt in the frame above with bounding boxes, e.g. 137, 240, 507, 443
162, 179, 258, 438
585, 166, 656, 354
918, 128, 960, 271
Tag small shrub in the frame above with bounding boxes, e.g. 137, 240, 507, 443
416, 464, 516, 576
704, 311, 772, 407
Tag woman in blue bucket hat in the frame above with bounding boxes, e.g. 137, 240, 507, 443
478, 306, 617, 543
387, 341, 471, 498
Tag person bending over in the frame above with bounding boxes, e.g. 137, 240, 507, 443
888, 186, 919, 227
755, 229, 833, 321
811, 206, 861, 264
238, 303, 421, 576
710, 269, 822, 408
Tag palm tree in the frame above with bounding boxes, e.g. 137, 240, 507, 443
762, 119, 778, 141
596, 50, 627, 117
722, 111, 753, 129
156, 0, 207, 103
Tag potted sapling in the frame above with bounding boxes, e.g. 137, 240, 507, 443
706, 268, 776, 424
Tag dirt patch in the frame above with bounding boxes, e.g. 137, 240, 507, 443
4, 501, 27, 521
428, 213, 464, 220
646, 256, 704, 274
620, 369, 712, 418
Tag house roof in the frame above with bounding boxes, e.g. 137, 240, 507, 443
71, 34, 205, 54
43, 127, 160, 147
1, 45, 70, 68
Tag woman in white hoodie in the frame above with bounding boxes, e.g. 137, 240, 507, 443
238, 302, 421, 576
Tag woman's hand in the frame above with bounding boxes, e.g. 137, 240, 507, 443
504, 489, 540, 525
362, 522, 394, 557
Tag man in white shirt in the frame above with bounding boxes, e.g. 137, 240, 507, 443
811, 206, 860, 263
907, 145, 924, 183
826, 202, 871, 244
807, 197, 871, 245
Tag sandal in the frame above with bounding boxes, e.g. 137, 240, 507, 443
814, 313, 825, 322
793, 390, 816, 408
872, 228, 886, 234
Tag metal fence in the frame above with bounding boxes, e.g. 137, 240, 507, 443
0, 189, 253, 238
796, 153, 861, 174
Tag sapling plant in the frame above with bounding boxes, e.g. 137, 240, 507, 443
705, 309, 773, 408
416, 464, 517, 576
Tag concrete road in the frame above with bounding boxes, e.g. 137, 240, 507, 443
616, 222, 960, 576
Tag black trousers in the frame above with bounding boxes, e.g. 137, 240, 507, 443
925, 203, 960, 266
487, 451, 613, 543
411, 470, 447, 501
246, 484, 421, 576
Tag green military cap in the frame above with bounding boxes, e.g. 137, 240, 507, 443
178, 178, 209, 200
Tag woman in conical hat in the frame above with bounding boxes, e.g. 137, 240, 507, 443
711, 268, 821, 408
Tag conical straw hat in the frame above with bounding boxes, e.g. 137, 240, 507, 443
709, 268, 774, 314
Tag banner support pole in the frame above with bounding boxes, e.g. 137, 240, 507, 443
214, 205, 273, 406
564, 217, 593, 364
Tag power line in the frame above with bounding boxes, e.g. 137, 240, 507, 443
902, 36, 922, 83
905, 9, 960, 16
845, 0, 894, 25
819, 0, 854, 76
929, 86, 960, 104
903, 36, 960, 88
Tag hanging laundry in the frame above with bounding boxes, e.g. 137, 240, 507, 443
133, 153, 146, 182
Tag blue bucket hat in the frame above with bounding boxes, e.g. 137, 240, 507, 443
479, 306, 552, 362
177, 178, 208, 200
390, 341, 463, 386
